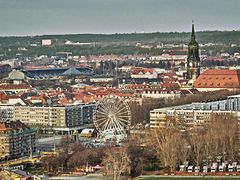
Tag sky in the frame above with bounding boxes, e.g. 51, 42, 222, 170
0, 0, 239, 36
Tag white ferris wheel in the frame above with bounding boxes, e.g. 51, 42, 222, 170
93, 96, 131, 140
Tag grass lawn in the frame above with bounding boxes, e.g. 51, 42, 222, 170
136, 176, 240, 180
25, 166, 46, 175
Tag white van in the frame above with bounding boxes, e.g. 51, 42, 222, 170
194, 166, 200, 172
187, 165, 193, 173
228, 165, 233, 172
179, 165, 186, 171
211, 166, 216, 172
203, 166, 208, 173
237, 165, 240, 172
219, 165, 224, 172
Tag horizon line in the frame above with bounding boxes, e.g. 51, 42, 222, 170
0, 29, 239, 38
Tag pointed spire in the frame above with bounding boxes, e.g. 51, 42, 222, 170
191, 20, 195, 40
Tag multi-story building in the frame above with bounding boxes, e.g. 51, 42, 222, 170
0, 120, 36, 160
141, 89, 181, 99
13, 104, 95, 133
0, 64, 11, 79
0, 105, 14, 122
14, 106, 65, 127
150, 108, 238, 130
131, 68, 158, 79
0, 84, 31, 93
150, 94, 240, 129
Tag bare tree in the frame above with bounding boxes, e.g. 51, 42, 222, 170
189, 130, 206, 166
102, 145, 131, 180
203, 114, 239, 162
147, 127, 185, 173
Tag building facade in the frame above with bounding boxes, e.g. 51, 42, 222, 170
0, 105, 14, 122
13, 104, 95, 129
150, 94, 240, 129
150, 108, 238, 130
0, 64, 11, 79
0, 120, 36, 160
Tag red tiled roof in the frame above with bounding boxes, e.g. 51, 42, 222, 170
207, 57, 226, 61
125, 84, 149, 89
0, 94, 24, 101
194, 69, 240, 88
23, 65, 51, 70
0, 120, 29, 132
132, 68, 155, 75
161, 82, 181, 89
0, 84, 31, 90
0, 64, 11, 68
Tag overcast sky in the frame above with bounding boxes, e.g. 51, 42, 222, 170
0, 0, 239, 36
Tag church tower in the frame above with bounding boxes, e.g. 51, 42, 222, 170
187, 21, 200, 82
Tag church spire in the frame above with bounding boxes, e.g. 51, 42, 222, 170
191, 20, 195, 40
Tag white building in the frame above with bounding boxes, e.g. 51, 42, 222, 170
42, 39, 52, 46
141, 89, 181, 99
150, 94, 240, 129
131, 68, 158, 79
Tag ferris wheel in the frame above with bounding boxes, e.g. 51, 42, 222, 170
93, 96, 131, 140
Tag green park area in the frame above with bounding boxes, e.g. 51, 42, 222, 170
136, 176, 240, 180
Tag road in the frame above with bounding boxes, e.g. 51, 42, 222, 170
48, 173, 118, 180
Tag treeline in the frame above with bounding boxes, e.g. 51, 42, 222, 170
1, 45, 151, 57
1, 31, 240, 47
1, 31, 240, 57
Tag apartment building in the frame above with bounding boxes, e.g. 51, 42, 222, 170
150, 94, 240, 129
0, 105, 14, 122
0, 120, 36, 160
150, 108, 238, 130
14, 106, 66, 127
13, 104, 95, 129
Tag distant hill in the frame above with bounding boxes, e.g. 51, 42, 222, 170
0, 31, 240, 57
0, 31, 240, 47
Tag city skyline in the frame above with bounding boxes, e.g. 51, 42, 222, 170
0, 0, 239, 36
